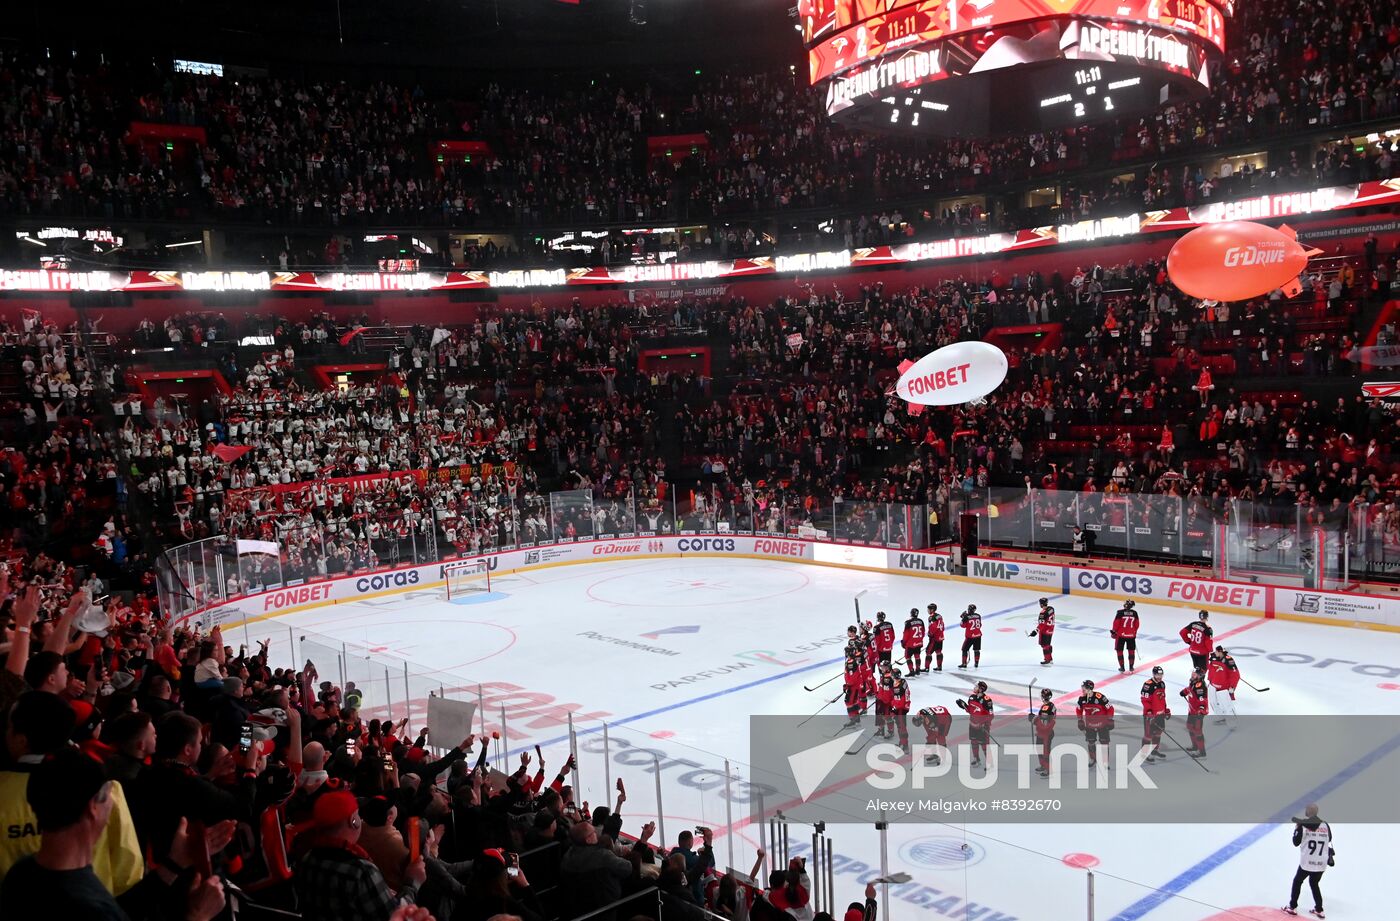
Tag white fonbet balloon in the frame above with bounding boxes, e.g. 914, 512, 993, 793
895, 340, 1009, 406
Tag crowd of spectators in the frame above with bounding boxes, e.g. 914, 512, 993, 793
0, 563, 883, 920
1, 213, 1399, 921
4, 5, 1400, 921
2, 0, 1399, 255
1, 241, 1395, 921
6, 233, 1380, 587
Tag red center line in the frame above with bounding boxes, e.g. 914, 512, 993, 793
728, 618, 1269, 834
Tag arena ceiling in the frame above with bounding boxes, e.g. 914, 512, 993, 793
1, 0, 799, 74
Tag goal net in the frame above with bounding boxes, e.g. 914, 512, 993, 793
444, 559, 491, 600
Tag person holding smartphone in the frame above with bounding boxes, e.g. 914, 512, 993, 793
457, 848, 541, 921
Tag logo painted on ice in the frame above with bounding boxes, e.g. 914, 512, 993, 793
899, 837, 987, 870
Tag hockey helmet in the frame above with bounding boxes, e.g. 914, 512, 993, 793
1198, 610, 1209, 619
1039, 597, 1048, 606
1124, 599, 1136, 609
975, 680, 988, 692
1081, 679, 1095, 691
876, 611, 887, 622
892, 668, 902, 679
1040, 687, 1053, 700
927, 602, 938, 611
967, 604, 977, 613
1152, 666, 1164, 676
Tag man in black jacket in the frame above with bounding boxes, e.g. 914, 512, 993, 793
130, 711, 257, 862
559, 818, 645, 920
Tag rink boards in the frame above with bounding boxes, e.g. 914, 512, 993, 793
178, 534, 1400, 632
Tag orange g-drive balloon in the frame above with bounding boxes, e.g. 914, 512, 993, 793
1166, 221, 1321, 301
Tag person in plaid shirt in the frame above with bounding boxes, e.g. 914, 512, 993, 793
294, 789, 426, 921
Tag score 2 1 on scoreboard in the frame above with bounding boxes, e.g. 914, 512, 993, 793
800, 0, 1230, 137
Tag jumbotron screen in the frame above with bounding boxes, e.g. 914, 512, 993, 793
799, 0, 1230, 136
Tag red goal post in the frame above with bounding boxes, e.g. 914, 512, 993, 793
444, 559, 491, 599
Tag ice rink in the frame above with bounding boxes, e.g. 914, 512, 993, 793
266, 557, 1400, 920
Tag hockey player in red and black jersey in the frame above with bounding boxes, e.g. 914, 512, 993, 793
1028, 687, 1057, 776
1180, 610, 1215, 670
842, 655, 867, 729
1111, 599, 1140, 672
875, 661, 895, 738
912, 704, 952, 765
959, 604, 983, 669
1028, 600, 1055, 666
956, 680, 994, 766
1075, 679, 1116, 768
889, 668, 912, 748
1179, 666, 1211, 757
1140, 665, 1169, 763
874, 611, 896, 666
844, 626, 869, 695
856, 622, 879, 695
1207, 646, 1240, 724
902, 608, 926, 676
925, 603, 945, 672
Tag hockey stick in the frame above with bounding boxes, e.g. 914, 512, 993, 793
846, 728, 878, 757
803, 672, 843, 693
1159, 723, 1214, 773
854, 589, 869, 622
830, 716, 863, 738
1240, 678, 1270, 692
798, 690, 846, 728
1027, 677, 1037, 715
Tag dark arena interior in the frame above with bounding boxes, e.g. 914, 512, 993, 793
1, 1, 1399, 920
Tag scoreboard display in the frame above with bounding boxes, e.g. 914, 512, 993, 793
799, 0, 1229, 136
